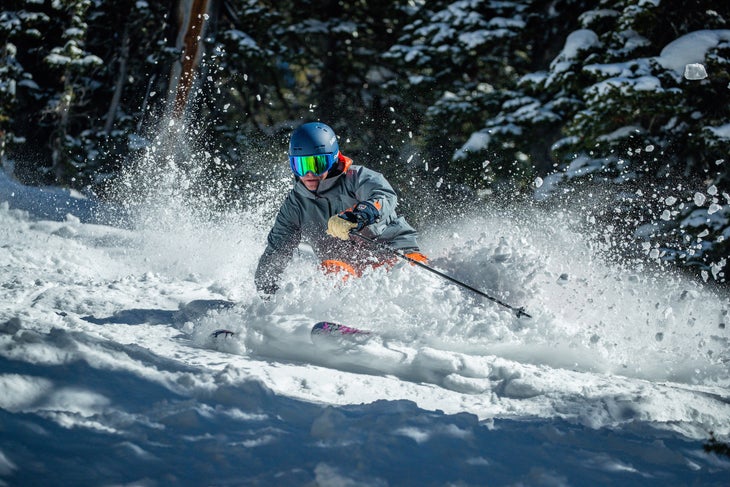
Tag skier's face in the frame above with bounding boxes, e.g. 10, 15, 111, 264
301, 171, 328, 191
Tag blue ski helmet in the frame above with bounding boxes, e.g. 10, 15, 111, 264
288, 122, 340, 177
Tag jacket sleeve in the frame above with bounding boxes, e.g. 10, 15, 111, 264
350, 166, 398, 220
254, 196, 302, 295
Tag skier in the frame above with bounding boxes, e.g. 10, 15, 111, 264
255, 121, 427, 296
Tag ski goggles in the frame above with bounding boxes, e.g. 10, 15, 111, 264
289, 152, 338, 177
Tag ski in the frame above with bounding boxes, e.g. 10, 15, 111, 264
311, 321, 373, 346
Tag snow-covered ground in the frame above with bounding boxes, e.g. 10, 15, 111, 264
1, 167, 729, 486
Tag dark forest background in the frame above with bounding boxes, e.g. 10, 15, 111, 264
1, 0, 729, 283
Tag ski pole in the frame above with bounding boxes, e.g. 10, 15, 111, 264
350, 232, 531, 318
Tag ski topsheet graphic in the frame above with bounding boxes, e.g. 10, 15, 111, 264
310, 321, 374, 347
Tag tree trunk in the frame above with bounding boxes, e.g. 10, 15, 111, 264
104, 23, 130, 134
167, 0, 212, 121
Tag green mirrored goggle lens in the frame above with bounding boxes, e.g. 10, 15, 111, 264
289, 153, 336, 176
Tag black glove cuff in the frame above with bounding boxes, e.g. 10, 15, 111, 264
339, 201, 379, 230
352, 201, 379, 229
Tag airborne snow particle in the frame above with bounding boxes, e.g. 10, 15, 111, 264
708, 203, 722, 215
684, 63, 708, 80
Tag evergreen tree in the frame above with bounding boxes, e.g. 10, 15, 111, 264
44, 0, 103, 184
381, 0, 592, 199
1, 0, 173, 189
1, 2, 55, 182
0, 7, 36, 170
479, 0, 729, 279
83, 0, 176, 192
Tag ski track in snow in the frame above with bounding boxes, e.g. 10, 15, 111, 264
1, 172, 730, 485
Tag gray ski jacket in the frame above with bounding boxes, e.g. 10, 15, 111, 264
255, 155, 419, 294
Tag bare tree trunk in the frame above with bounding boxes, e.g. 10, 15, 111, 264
51, 84, 73, 182
167, 0, 212, 121
104, 23, 130, 134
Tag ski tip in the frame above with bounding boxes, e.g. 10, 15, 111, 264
211, 329, 235, 338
